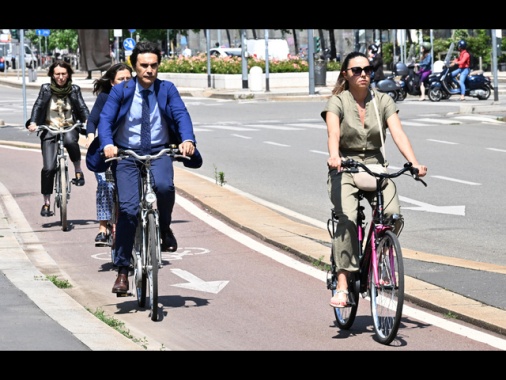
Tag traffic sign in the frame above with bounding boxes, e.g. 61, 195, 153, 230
123, 38, 136, 51
36, 29, 50, 37
128, 29, 136, 34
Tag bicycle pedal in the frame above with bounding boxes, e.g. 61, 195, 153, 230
116, 291, 131, 298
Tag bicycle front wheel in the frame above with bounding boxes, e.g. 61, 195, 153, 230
58, 157, 69, 231
147, 212, 159, 321
369, 230, 404, 345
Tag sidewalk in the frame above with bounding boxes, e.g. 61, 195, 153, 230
1, 68, 506, 349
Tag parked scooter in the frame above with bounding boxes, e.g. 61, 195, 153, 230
428, 42, 493, 101
370, 71, 403, 102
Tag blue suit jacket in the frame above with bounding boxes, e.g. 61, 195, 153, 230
86, 77, 202, 171
97, 76, 195, 151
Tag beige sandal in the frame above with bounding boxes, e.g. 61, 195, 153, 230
330, 289, 349, 308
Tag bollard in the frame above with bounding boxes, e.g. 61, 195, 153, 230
249, 66, 263, 92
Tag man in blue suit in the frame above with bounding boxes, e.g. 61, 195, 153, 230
98, 41, 198, 294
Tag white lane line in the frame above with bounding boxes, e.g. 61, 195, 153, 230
244, 124, 303, 131
417, 118, 462, 125
430, 176, 481, 185
285, 123, 326, 129
176, 192, 506, 350
427, 139, 459, 145
232, 134, 253, 139
264, 141, 290, 147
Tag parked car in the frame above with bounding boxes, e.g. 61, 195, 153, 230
209, 47, 243, 58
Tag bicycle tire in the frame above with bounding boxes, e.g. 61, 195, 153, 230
147, 212, 159, 321
59, 156, 69, 231
109, 192, 118, 263
133, 220, 146, 307
369, 230, 404, 345
328, 247, 359, 330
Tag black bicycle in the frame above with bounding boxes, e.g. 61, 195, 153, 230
327, 159, 427, 344
35, 122, 83, 232
106, 146, 189, 321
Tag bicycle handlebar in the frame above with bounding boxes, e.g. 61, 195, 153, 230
35, 121, 83, 135
104, 145, 190, 163
341, 158, 428, 187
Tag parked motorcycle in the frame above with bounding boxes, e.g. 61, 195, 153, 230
427, 41, 493, 102
370, 72, 403, 102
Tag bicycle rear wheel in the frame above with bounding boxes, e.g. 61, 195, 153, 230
133, 220, 146, 307
327, 248, 359, 330
58, 157, 69, 231
146, 212, 159, 321
369, 230, 404, 345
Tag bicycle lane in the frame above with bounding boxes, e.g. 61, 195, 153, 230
1, 144, 505, 350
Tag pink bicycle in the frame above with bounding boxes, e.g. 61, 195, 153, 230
327, 159, 427, 345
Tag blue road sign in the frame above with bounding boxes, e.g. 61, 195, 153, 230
128, 29, 136, 34
123, 38, 136, 51
36, 29, 50, 37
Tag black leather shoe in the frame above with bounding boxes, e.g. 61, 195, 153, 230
161, 229, 178, 252
73, 172, 85, 186
40, 204, 53, 217
95, 232, 108, 247
112, 273, 129, 293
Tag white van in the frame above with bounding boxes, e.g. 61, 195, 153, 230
0, 42, 37, 69
246, 39, 290, 61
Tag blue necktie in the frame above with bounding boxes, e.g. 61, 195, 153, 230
140, 89, 151, 155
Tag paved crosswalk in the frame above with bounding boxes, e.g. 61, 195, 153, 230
192, 114, 505, 134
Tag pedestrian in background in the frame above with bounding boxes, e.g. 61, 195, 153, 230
417, 42, 432, 101
85, 63, 133, 246
368, 44, 385, 85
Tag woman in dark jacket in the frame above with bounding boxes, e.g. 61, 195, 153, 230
85, 62, 132, 245
26, 60, 89, 217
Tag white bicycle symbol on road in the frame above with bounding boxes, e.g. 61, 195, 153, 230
92, 247, 210, 262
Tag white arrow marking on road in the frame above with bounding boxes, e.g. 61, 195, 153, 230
399, 196, 465, 216
170, 268, 229, 294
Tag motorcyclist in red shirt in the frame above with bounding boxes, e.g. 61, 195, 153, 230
451, 39, 471, 101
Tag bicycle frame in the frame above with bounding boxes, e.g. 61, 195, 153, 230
106, 146, 189, 321
36, 122, 82, 231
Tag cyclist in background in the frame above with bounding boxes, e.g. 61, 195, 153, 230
321, 51, 427, 308
85, 63, 132, 246
26, 60, 89, 217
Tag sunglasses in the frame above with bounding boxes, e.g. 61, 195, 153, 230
347, 66, 373, 76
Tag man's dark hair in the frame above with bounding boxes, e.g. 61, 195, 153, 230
130, 41, 162, 68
